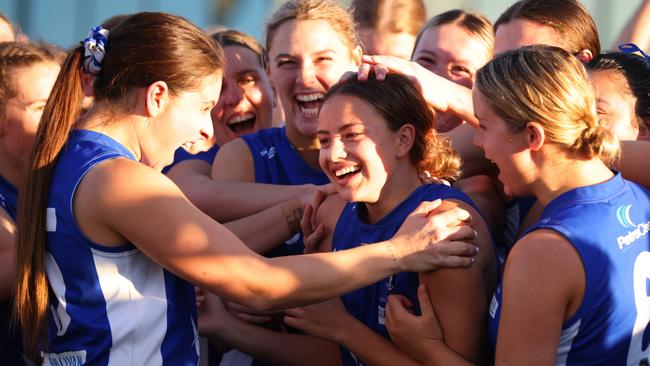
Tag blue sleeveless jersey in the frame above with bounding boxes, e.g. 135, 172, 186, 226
242, 127, 329, 258
43, 130, 199, 366
0, 174, 24, 365
161, 144, 219, 174
332, 184, 478, 366
488, 172, 650, 365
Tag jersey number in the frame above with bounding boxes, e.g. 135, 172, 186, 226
628, 251, 650, 366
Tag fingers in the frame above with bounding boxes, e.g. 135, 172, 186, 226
410, 199, 443, 217
416, 284, 434, 318
357, 63, 371, 80
300, 204, 315, 236
388, 293, 413, 310
436, 239, 479, 257
426, 205, 471, 224
443, 225, 478, 242
303, 224, 326, 254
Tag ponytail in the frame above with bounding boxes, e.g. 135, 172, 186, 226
14, 46, 85, 359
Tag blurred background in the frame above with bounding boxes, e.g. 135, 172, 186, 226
0, 0, 641, 50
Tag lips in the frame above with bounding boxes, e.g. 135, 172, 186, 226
295, 92, 325, 116
227, 112, 256, 134
330, 164, 361, 186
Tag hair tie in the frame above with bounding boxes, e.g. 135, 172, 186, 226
618, 43, 650, 62
81, 26, 109, 75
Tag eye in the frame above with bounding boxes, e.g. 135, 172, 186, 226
317, 135, 331, 147
277, 59, 295, 68
240, 75, 256, 86
344, 132, 363, 140
316, 56, 333, 63
451, 65, 470, 76
416, 56, 436, 66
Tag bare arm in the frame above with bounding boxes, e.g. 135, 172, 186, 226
495, 230, 584, 365
0, 209, 15, 301
618, 140, 650, 189
419, 200, 495, 364
614, 0, 650, 51
360, 55, 477, 127
77, 158, 479, 311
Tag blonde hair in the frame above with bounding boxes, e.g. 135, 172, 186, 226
351, 0, 426, 36
265, 0, 358, 54
476, 45, 619, 165
414, 9, 493, 59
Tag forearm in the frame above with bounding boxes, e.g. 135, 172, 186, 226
224, 198, 300, 254
214, 321, 341, 366
206, 179, 314, 222
337, 317, 420, 366
615, 0, 650, 50
444, 84, 477, 128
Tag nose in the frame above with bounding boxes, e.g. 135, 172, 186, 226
222, 82, 244, 107
296, 62, 317, 85
200, 113, 214, 141
326, 136, 346, 162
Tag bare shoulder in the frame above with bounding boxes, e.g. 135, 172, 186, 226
212, 138, 254, 181
166, 159, 212, 184
314, 193, 346, 252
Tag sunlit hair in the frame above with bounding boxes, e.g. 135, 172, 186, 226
495, 0, 600, 56
322, 73, 461, 180
586, 52, 650, 133
213, 29, 265, 68
14, 12, 224, 360
265, 0, 358, 55
351, 0, 426, 36
0, 42, 65, 115
476, 45, 619, 165
413, 9, 493, 59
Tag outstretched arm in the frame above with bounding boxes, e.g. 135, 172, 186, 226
614, 0, 650, 51
82, 158, 480, 311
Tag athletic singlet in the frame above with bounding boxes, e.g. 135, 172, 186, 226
242, 127, 329, 257
43, 130, 199, 366
0, 174, 24, 365
332, 184, 479, 366
161, 144, 219, 174
487, 172, 650, 365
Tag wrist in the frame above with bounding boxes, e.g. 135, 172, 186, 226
281, 199, 303, 233
382, 240, 404, 273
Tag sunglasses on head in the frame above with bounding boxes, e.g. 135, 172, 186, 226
618, 43, 650, 62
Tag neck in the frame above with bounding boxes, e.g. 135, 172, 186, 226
76, 104, 144, 162
365, 163, 422, 224
532, 149, 614, 205
0, 149, 25, 189
284, 122, 321, 170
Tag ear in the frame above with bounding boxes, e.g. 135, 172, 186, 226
525, 121, 545, 151
396, 124, 416, 158
144, 81, 170, 118
638, 123, 650, 141
351, 45, 363, 66
80, 71, 95, 97
575, 49, 594, 63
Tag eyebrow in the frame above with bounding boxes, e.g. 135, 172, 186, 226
236, 69, 260, 76
317, 122, 362, 135
274, 49, 337, 61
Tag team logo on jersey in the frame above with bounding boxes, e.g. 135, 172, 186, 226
260, 147, 276, 159
616, 205, 636, 228
385, 275, 394, 292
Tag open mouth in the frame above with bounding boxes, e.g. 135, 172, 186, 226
295, 92, 325, 116
332, 165, 361, 184
227, 112, 256, 134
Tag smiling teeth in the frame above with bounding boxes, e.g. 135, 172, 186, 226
228, 112, 255, 125
300, 107, 319, 115
296, 93, 324, 102
334, 166, 360, 177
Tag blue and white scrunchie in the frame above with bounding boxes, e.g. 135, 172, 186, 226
81, 26, 109, 75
